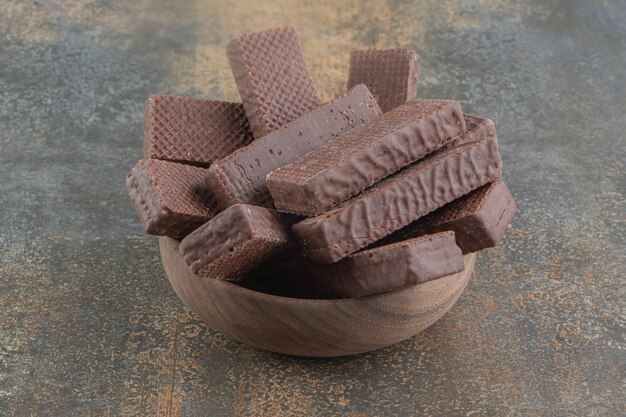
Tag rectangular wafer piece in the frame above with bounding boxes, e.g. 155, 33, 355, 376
347, 49, 419, 113
179, 204, 292, 281
126, 159, 220, 238
305, 231, 464, 298
293, 137, 503, 263
240, 232, 464, 299
377, 180, 516, 254
206, 84, 381, 209
266, 99, 466, 216
143, 94, 253, 165
227, 26, 320, 139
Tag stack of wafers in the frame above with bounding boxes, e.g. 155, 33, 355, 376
126, 27, 516, 298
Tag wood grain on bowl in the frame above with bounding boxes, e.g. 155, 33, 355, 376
159, 236, 476, 357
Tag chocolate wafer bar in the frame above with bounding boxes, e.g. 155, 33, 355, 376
179, 204, 292, 281
206, 84, 381, 209
293, 137, 503, 263
305, 231, 464, 298
126, 159, 219, 238
267, 99, 466, 216
143, 94, 253, 165
227, 26, 320, 139
378, 180, 516, 254
347, 49, 419, 113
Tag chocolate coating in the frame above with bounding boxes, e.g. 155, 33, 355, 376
179, 204, 291, 281
240, 232, 464, 299
267, 99, 466, 216
125, 159, 219, 238
206, 84, 381, 209
143, 94, 253, 165
227, 26, 320, 139
305, 231, 464, 298
347, 49, 419, 112
378, 180, 516, 254
293, 137, 503, 263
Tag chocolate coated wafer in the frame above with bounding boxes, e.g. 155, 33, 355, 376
206, 84, 381, 209
293, 137, 503, 263
143, 94, 253, 165
306, 231, 464, 298
179, 204, 292, 281
240, 232, 464, 299
347, 49, 419, 112
378, 180, 516, 254
267, 99, 465, 216
227, 26, 320, 138
126, 159, 219, 238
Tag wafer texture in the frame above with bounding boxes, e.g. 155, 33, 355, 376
179, 204, 291, 281
143, 94, 253, 165
267, 99, 465, 216
347, 49, 419, 113
227, 26, 320, 138
293, 137, 503, 263
126, 159, 220, 238
205, 84, 381, 209
379, 180, 516, 253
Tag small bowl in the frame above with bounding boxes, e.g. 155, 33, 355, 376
160, 237, 476, 357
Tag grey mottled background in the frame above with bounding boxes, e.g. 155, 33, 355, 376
0, 0, 624, 415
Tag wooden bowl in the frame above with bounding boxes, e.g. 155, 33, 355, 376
160, 237, 476, 357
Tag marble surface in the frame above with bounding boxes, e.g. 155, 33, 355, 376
1, 0, 624, 415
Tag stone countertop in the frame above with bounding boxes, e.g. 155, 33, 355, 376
1, 0, 624, 415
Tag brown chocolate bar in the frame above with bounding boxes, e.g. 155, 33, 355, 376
126, 159, 220, 238
206, 84, 381, 209
179, 204, 292, 281
267, 99, 466, 216
227, 26, 320, 139
305, 231, 464, 298
143, 94, 253, 165
377, 180, 516, 254
239, 232, 464, 299
293, 137, 503, 263
347, 49, 419, 112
